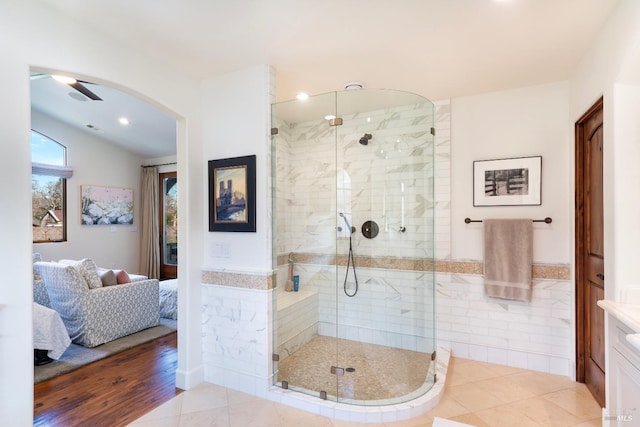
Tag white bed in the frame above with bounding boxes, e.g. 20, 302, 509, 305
33, 302, 71, 359
159, 279, 178, 320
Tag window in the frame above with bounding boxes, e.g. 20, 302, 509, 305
31, 130, 71, 243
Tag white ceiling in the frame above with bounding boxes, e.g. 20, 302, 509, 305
30, 76, 177, 159
31, 0, 619, 158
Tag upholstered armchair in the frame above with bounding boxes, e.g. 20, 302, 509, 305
33, 260, 160, 347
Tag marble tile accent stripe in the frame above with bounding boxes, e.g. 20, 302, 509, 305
435, 260, 482, 275
201, 270, 276, 290
531, 264, 571, 280
276, 253, 570, 280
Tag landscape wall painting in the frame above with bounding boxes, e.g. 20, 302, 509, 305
81, 185, 134, 225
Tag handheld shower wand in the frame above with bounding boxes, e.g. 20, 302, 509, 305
339, 212, 354, 235
339, 212, 359, 297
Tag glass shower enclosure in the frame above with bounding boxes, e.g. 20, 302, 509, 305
271, 89, 435, 405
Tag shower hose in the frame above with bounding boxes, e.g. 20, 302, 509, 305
343, 232, 359, 297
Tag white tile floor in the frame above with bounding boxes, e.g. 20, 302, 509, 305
128, 357, 602, 426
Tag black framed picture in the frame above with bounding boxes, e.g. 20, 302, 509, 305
473, 156, 542, 206
208, 155, 256, 232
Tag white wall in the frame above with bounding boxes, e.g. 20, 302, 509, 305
32, 110, 145, 273
611, 84, 640, 298
0, 1, 204, 423
0, 45, 34, 427
569, 0, 640, 301
201, 65, 273, 273
451, 81, 572, 264
200, 66, 275, 397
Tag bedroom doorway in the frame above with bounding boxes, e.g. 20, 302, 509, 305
160, 171, 178, 279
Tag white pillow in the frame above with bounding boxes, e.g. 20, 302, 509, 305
59, 258, 103, 289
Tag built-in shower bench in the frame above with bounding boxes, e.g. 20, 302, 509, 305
276, 287, 318, 361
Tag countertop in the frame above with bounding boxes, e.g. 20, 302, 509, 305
598, 299, 640, 352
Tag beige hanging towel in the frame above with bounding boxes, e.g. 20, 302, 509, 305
483, 218, 533, 302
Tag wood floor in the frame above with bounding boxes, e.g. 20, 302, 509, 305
34, 332, 180, 427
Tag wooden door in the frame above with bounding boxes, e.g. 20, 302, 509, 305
159, 172, 177, 279
575, 97, 605, 407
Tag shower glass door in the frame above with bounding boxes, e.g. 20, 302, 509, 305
334, 89, 435, 404
271, 89, 435, 405
271, 91, 340, 401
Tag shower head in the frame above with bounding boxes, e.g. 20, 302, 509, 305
339, 212, 353, 235
359, 133, 372, 146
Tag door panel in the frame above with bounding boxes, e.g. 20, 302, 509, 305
588, 284, 605, 371
587, 127, 604, 257
575, 97, 605, 407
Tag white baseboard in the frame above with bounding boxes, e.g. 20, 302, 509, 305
175, 364, 205, 390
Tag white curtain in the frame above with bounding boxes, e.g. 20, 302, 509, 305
140, 166, 160, 279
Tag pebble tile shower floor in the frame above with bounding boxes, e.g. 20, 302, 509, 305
276, 335, 431, 402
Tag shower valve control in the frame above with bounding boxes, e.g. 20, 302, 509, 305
361, 220, 379, 239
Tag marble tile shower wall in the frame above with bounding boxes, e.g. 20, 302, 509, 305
273, 116, 293, 257
274, 100, 442, 257
278, 262, 436, 352
329, 267, 436, 352
274, 101, 437, 351
276, 103, 436, 258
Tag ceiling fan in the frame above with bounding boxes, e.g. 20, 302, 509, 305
30, 73, 103, 101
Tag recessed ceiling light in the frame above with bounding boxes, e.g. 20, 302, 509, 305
296, 93, 309, 100
118, 117, 130, 126
344, 81, 364, 91
52, 75, 77, 85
